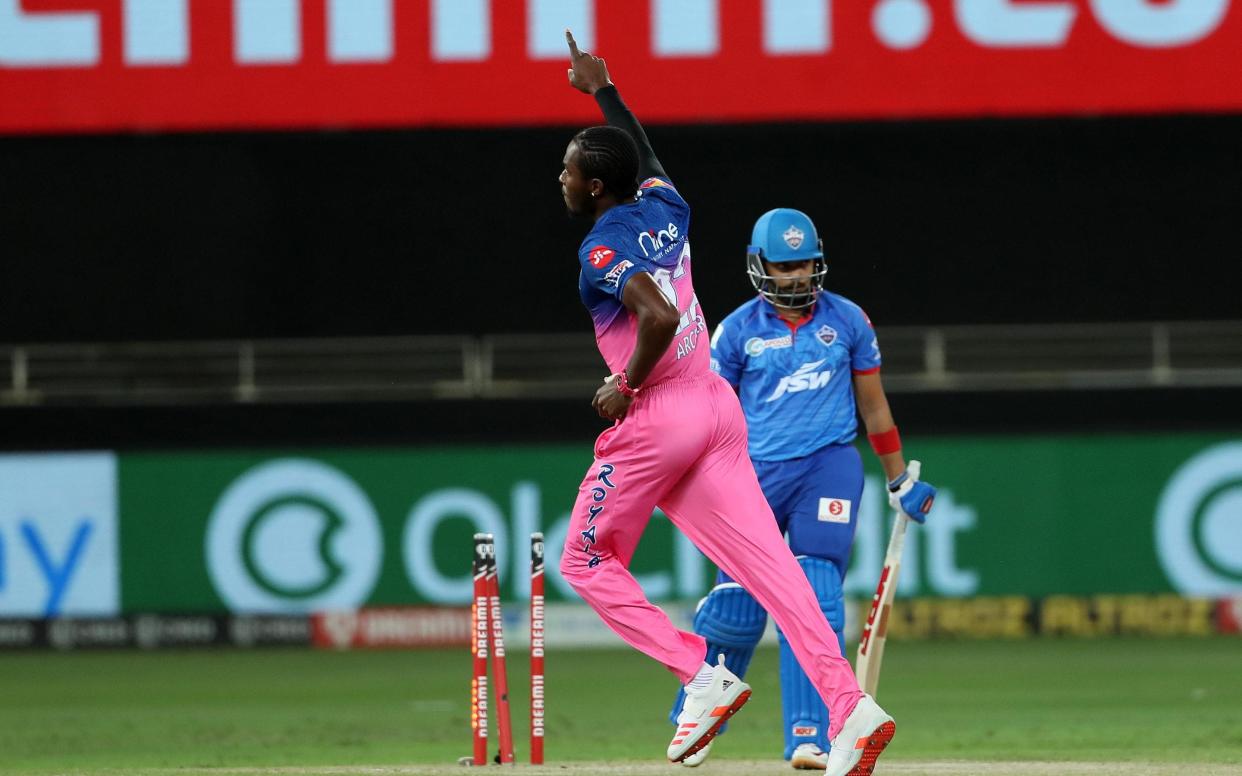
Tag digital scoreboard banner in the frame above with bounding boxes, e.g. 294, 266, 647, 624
2, 434, 1240, 618
2, 1, 1241, 134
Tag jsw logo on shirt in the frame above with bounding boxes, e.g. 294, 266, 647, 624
766, 359, 832, 402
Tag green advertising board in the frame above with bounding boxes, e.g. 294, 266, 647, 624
118, 446, 698, 612
105, 434, 1242, 614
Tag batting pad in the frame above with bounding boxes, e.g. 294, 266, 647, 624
776, 555, 844, 758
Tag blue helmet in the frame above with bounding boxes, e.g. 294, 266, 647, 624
746, 208, 827, 309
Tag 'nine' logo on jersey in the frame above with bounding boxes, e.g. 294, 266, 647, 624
588, 245, 616, 268
637, 222, 680, 257
766, 359, 832, 402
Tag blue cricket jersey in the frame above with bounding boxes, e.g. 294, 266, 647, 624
577, 177, 709, 382
710, 292, 881, 461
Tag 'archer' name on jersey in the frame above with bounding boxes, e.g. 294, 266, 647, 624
766, 359, 832, 402
675, 322, 704, 360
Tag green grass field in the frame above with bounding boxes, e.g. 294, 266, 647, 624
2, 638, 1240, 775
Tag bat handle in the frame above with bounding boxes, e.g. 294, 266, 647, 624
885, 511, 909, 564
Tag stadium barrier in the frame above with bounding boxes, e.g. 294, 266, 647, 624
0, 595, 1237, 652
3, 434, 1241, 622
4, 321, 1242, 406
0, 614, 309, 650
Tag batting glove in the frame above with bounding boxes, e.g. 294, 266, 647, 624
887, 459, 936, 524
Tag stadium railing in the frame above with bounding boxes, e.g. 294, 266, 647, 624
2, 321, 1240, 406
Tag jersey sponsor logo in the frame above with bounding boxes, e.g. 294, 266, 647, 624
637, 222, 680, 258
744, 335, 792, 357
766, 359, 832, 402
815, 325, 838, 347
588, 246, 616, 268
792, 725, 818, 737
603, 260, 634, 287
783, 225, 805, 249
817, 497, 852, 524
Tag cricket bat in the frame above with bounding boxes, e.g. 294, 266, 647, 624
855, 460, 919, 697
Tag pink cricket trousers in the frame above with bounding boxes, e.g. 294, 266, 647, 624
560, 372, 863, 738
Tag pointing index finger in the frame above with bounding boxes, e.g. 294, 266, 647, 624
566, 28, 581, 58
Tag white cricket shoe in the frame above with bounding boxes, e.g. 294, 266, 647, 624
823, 694, 895, 776
791, 742, 828, 770
680, 739, 712, 767
667, 657, 752, 763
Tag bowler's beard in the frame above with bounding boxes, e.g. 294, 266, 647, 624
565, 203, 594, 223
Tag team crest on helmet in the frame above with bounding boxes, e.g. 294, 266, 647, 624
783, 225, 804, 249
816, 325, 838, 347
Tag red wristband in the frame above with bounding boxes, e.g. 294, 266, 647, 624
868, 426, 901, 456
616, 370, 640, 398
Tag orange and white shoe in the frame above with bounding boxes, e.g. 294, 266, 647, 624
823, 694, 894, 776
667, 657, 751, 763
680, 739, 712, 767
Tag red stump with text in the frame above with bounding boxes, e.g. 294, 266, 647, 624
470, 534, 490, 766
530, 533, 545, 765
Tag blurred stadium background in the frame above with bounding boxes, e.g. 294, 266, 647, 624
1, 2, 1241, 773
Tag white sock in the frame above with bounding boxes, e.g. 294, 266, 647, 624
685, 662, 714, 692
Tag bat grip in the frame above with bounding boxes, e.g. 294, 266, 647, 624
885, 511, 909, 564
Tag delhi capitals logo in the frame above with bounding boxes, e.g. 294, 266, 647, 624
816, 325, 838, 347
783, 225, 804, 249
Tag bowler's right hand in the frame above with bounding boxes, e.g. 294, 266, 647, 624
592, 374, 633, 421
566, 29, 612, 95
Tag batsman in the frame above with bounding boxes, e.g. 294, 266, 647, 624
670, 209, 937, 770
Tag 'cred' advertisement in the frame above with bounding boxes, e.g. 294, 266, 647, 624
0, 453, 119, 617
